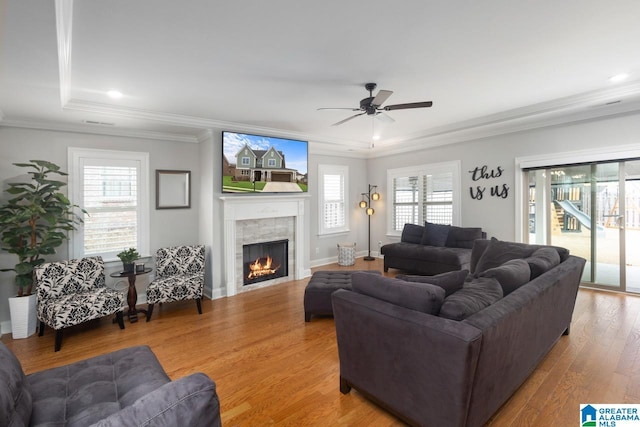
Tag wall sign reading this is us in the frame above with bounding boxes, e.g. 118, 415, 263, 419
468, 165, 509, 200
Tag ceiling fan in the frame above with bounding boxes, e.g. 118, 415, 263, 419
318, 82, 433, 126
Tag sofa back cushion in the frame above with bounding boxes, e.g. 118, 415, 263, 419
400, 223, 424, 244
396, 269, 468, 297
446, 226, 484, 249
470, 239, 569, 274
34, 257, 105, 302
478, 259, 531, 296
420, 222, 451, 247
351, 272, 445, 315
525, 247, 561, 279
439, 277, 503, 321
0, 343, 32, 427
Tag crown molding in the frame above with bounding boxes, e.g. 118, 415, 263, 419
55, 0, 73, 106
0, 119, 200, 143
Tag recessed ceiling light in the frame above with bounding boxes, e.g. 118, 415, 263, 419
372, 134, 381, 141
107, 90, 123, 99
609, 73, 629, 83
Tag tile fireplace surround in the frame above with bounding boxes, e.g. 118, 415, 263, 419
220, 195, 310, 297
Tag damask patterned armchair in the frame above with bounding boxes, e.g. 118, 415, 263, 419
34, 256, 126, 351
146, 245, 206, 321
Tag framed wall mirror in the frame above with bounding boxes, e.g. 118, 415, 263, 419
156, 170, 191, 209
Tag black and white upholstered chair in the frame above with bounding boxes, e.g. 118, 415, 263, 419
34, 256, 126, 351
146, 245, 205, 321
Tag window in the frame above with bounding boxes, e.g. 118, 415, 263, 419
387, 161, 460, 234
318, 164, 349, 235
68, 148, 150, 261
268, 158, 276, 167
241, 157, 250, 166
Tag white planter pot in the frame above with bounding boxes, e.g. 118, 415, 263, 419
9, 294, 37, 339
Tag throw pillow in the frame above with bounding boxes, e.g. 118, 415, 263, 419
439, 277, 503, 321
396, 270, 468, 297
525, 247, 561, 279
473, 238, 537, 274
478, 259, 530, 296
420, 222, 451, 247
446, 226, 484, 249
351, 272, 445, 315
401, 223, 425, 244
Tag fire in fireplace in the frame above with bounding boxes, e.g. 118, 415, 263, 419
242, 239, 288, 286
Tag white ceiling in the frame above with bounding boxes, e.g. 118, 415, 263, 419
2, 0, 640, 156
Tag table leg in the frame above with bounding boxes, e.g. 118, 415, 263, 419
127, 274, 139, 322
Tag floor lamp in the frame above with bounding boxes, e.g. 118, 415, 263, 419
359, 184, 380, 261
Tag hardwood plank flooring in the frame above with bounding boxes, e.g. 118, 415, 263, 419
3, 258, 640, 426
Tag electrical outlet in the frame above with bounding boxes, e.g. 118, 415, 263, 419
378, 241, 382, 247
315, 247, 319, 255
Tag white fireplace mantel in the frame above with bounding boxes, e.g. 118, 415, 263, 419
220, 195, 310, 296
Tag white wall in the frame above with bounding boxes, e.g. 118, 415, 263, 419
368, 112, 640, 244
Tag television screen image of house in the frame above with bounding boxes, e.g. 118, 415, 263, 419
222, 131, 308, 193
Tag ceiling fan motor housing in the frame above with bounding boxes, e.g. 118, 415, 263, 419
360, 97, 377, 115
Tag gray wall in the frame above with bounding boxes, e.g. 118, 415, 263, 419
2, 110, 639, 330
0, 127, 202, 329
368, 112, 640, 246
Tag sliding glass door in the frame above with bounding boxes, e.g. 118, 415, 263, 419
526, 160, 640, 293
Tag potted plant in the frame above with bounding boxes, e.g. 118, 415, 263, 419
117, 247, 140, 273
0, 160, 85, 338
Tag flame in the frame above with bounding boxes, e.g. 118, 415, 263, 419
247, 256, 280, 279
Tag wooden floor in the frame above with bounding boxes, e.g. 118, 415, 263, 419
3, 258, 640, 426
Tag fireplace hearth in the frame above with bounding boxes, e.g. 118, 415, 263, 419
243, 239, 289, 286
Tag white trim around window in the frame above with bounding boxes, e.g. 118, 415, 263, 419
386, 160, 461, 236
318, 164, 349, 236
68, 148, 150, 262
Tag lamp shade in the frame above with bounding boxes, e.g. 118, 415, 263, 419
359, 200, 367, 209
371, 191, 380, 201
366, 207, 374, 216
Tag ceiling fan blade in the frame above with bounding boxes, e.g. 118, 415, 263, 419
317, 107, 361, 111
375, 111, 395, 123
371, 90, 393, 107
383, 101, 433, 111
332, 112, 366, 126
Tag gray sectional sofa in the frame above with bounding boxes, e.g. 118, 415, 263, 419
380, 222, 486, 275
333, 239, 586, 427
1, 343, 221, 427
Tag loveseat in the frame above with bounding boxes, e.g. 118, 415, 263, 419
380, 222, 486, 275
0, 343, 221, 427
332, 239, 586, 427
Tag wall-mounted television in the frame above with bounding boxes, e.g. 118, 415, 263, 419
222, 131, 308, 194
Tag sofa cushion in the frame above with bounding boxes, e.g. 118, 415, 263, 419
474, 238, 538, 274
478, 259, 531, 296
27, 345, 171, 427
420, 222, 451, 247
396, 269, 468, 297
446, 226, 484, 249
525, 247, 561, 279
0, 342, 32, 427
439, 277, 503, 321
400, 223, 425, 244
351, 272, 445, 315
471, 239, 570, 274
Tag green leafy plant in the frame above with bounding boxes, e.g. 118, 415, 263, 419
0, 160, 86, 296
117, 247, 140, 264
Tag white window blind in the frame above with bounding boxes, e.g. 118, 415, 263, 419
69, 148, 149, 261
387, 161, 460, 234
82, 165, 138, 255
319, 164, 349, 235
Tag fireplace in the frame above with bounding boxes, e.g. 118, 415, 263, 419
242, 239, 289, 286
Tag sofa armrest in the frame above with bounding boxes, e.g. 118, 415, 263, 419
91, 373, 220, 427
332, 289, 483, 427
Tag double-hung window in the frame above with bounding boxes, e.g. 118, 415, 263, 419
318, 164, 349, 235
68, 148, 150, 261
387, 161, 460, 234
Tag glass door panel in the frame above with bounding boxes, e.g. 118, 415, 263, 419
593, 163, 620, 288
625, 161, 640, 293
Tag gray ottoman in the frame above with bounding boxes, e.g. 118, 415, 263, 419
304, 270, 382, 322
